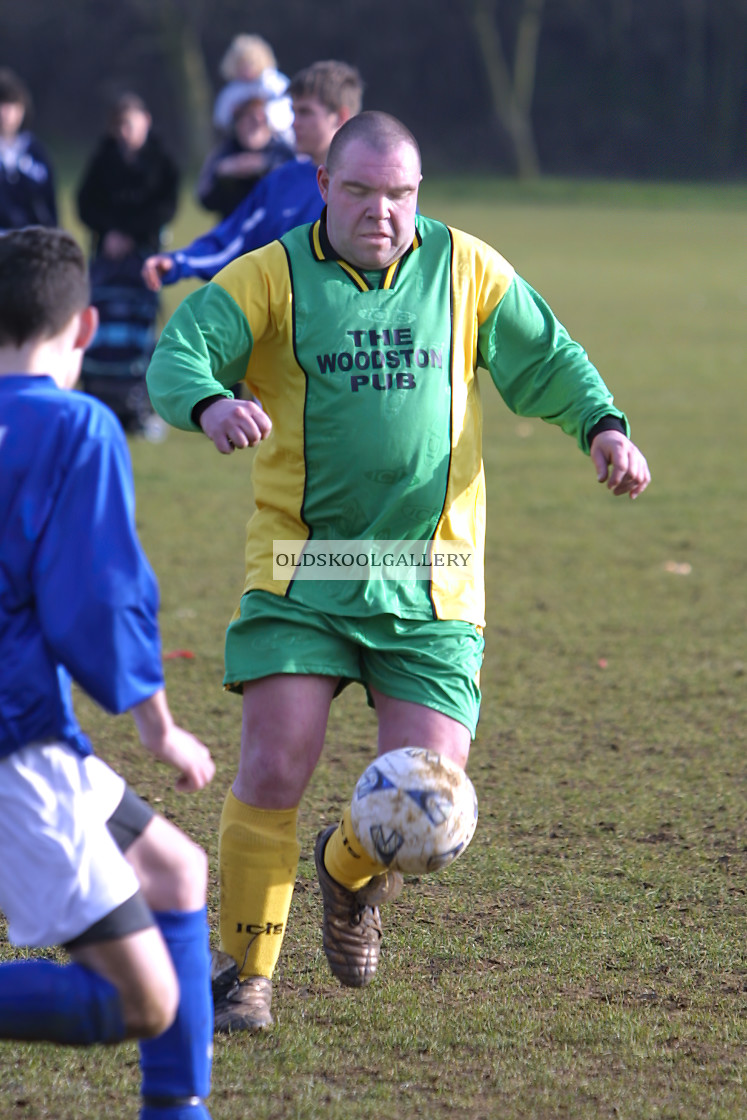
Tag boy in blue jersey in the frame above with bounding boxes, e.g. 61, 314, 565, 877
142, 60, 363, 291
0, 227, 215, 1120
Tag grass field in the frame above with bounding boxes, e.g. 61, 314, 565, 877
1, 178, 746, 1119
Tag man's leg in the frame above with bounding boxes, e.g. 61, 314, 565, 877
61, 815, 211, 1120
215, 673, 337, 1032
0, 752, 177, 1049
0, 750, 212, 1118
317, 692, 472, 987
73, 813, 212, 1119
121, 814, 213, 1120
0, 922, 170, 1045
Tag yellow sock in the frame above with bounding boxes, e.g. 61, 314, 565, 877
323, 805, 388, 892
219, 791, 300, 980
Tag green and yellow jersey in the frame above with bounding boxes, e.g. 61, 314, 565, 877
147, 213, 627, 626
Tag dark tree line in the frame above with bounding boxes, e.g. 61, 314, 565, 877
2, 0, 746, 180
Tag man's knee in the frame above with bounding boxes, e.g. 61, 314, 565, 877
164, 833, 209, 911
123, 972, 179, 1039
129, 817, 209, 912
70, 925, 180, 1041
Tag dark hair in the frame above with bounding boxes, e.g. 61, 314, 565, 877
0, 228, 90, 347
108, 91, 150, 126
325, 111, 421, 175
288, 60, 364, 116
0, 67, 32, 119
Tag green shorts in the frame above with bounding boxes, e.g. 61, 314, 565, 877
224, 591, 484, 736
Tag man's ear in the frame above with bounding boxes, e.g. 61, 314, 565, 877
317, 164, 330, 202
74, 305, 99, 352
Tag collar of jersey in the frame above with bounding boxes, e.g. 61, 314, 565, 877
309, 207, 422, 292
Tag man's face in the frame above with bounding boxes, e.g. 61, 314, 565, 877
317, 138, 421, 271
292, 96, 344, 164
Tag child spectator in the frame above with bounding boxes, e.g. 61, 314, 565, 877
76, 92, 179, 437
212, 34, 294, 144
0, 67, 57, 231
77, 91, 179, 259
197, 82, 295, 219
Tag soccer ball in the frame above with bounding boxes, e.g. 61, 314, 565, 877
350, 746, 478, 874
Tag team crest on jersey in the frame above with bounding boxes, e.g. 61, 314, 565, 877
357, 307, 416, 324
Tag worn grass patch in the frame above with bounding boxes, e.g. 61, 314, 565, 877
1, 178, 745, 1119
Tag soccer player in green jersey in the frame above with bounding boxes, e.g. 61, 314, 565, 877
147, 111, 651, 1033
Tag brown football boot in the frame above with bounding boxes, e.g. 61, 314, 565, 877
210, 949, 238, 1002
314, 824, 403, 988
213, 974, 274, 1034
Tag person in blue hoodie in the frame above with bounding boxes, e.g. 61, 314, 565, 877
0, 68, 57, 231
142, 60, 363, 291
0, 226, 215, 1120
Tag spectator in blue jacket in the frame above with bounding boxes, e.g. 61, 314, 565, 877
142, 61, 363, 292
0, 67, 57, 231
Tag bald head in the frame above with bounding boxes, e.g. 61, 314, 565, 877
325, 111, 421, 176
317, 113, 422, 271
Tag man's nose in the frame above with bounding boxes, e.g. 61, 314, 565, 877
367, 193, 390, 219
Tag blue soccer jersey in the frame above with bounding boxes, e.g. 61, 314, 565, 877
0, 376, 163, 758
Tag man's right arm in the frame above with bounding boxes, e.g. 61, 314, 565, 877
146, 282, 256, 428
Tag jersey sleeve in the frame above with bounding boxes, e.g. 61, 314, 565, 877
146, 282, 254, 429
34, 410, 164, 714
478, 272, 628, 452
167, 174, 275, 283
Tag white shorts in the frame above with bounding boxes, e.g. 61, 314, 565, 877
0, 743, 142, 948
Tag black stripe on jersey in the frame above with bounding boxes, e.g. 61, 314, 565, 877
426, 224, 455, 620
280, 237, 313, 599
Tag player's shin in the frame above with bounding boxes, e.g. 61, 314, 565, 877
0, 959, 126, 1044
218, 791, 299, 978
139, 908, 212, 1120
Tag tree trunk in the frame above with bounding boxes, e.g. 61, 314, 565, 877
140, 0, 214, 171
466, 0, 545, 179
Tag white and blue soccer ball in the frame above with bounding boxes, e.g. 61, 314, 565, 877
350, 746, 478, 874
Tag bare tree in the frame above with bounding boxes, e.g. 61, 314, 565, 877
463, 0, 545, 178
132, 0, 215, 169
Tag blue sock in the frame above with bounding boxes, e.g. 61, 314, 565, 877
139, 908, 213, 1120
140, 1104, 211, 1120
0, 959, 126, 1045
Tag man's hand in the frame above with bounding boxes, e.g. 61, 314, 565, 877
216, 152, 268, 179
146, 725, 216, 792
142, 254, 175, 292
199, 396, 272, 454
132, 690, 215, 792
590, 430, 651, 499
